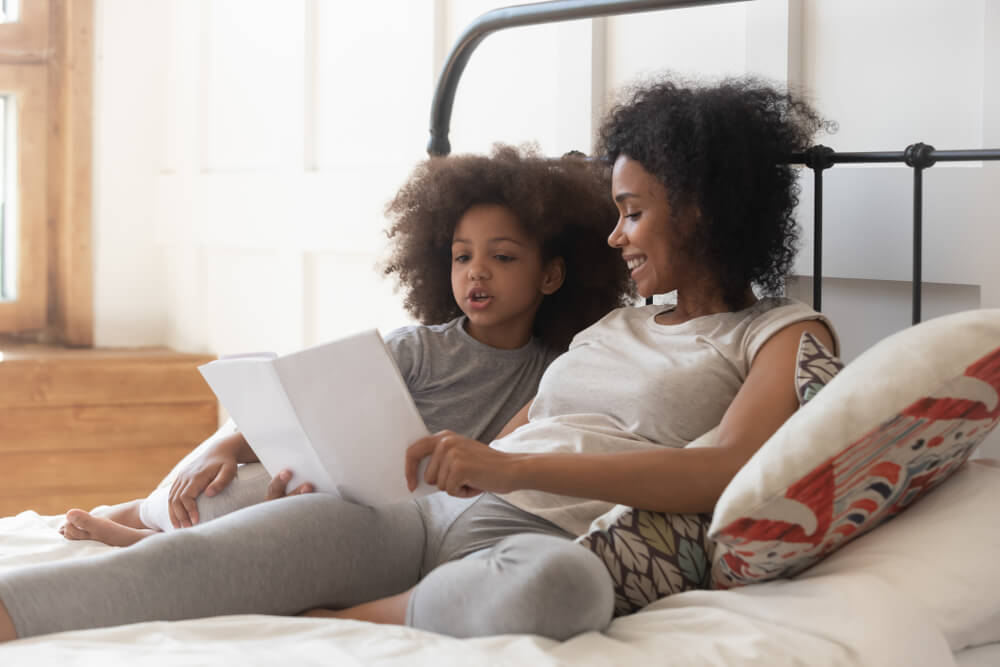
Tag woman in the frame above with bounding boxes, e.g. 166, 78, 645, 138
0, 76, 836, 643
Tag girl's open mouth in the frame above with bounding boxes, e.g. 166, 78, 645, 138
468, 293, 493, 310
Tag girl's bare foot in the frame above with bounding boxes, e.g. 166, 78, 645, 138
59, 509, 156, 547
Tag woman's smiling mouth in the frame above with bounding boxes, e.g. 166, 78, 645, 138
625, 255, 647, 275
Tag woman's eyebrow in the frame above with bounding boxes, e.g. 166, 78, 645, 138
614, 192, 638, 203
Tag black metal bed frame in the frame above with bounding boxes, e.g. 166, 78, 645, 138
427, 0, 1000, 325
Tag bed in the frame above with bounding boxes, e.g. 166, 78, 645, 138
3, 0, 1000, 664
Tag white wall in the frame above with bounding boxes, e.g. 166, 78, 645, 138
91, 0, 999, 454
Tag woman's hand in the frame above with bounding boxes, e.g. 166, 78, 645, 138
405, 430, 518, 497
265, 469, 314, 500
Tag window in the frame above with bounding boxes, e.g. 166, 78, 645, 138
0, 0, 19, 24
0, 0, 93, 343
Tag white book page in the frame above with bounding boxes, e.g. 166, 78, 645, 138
272, 329, 434, 506
198, 358, 334, 494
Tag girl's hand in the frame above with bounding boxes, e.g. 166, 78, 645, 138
405, 430, 517, 497
265, 469, 315, 500
168, 448, 238, 529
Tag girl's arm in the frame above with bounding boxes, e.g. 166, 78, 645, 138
406, 319, 834, 514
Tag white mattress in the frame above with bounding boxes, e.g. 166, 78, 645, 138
0, 511, 959, 666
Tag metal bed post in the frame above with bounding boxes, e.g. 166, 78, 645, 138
904, 142, 935, 325
803, 145, 834, 311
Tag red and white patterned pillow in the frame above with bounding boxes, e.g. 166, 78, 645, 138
709, 309, 1000, 589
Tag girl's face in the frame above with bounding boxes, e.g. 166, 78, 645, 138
451, 204, 564, 350
607, 155, 696, 298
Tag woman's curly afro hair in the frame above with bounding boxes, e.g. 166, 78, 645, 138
382, 144, 634, 351
597, 76, 829, 308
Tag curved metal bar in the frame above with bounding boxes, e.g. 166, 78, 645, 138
428, 0, 744, 156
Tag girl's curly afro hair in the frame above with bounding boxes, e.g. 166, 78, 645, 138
382, 144, 635, 351
597, 76, 829, 308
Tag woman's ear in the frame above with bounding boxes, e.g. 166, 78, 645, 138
541, 257, 566, 295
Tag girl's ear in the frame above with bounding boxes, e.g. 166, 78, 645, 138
541, 257, 566, 295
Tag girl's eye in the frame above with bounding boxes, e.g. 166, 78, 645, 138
453, 255, 469, 263
494, 254, 515, 262
625, 212, 641, 221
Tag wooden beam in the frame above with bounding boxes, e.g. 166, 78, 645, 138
47, 0, 94, 345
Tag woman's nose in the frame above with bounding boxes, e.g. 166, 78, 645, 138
608, 217, 626, 248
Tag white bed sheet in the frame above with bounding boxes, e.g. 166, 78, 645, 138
0, 511, 956, 667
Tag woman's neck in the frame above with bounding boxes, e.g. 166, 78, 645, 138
657, 285, 757, 325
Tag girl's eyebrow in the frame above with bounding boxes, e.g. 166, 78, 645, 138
452, 237, 526, 246
614, 192, 638, 203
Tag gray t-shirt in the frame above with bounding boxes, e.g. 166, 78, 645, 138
385, 317, 560, 442
493, 297, 838, 535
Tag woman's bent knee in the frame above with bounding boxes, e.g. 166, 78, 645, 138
410, 534, 614, 640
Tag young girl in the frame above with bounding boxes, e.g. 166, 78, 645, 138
58, 144, 633, 547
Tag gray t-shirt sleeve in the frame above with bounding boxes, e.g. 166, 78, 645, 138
383, 326, 425, 392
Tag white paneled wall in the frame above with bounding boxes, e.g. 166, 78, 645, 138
605, 2, 747, 93
794, 0, 1000, 325
92, 0, 998, 453
443, 1, 595, 155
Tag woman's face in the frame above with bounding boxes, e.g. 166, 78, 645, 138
607, 155, 695, 298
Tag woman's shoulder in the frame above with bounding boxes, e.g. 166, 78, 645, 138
743, 297, 839, 360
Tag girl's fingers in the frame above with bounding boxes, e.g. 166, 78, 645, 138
266, 470, 292, 500
204, 464, 235, 497
169, 484, 188, 529
179, 491, 198, 527
175, 478, 198, 527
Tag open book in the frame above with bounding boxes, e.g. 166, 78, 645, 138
198, 329, 434, 507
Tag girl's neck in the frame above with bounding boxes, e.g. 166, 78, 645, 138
462, 318, 534, 350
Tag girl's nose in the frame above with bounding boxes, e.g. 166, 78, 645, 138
468, 261, 489, 280
608, 217, 626, 248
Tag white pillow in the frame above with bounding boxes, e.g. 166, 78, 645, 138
709, 309, 1000, 589
798, 459, 1000, 652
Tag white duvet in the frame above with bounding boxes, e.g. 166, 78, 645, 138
0, 512, 956, 667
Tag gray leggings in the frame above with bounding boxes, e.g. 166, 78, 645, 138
0, 492, 614, 640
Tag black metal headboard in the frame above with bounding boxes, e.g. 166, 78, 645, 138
427, 0, 1000, 325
